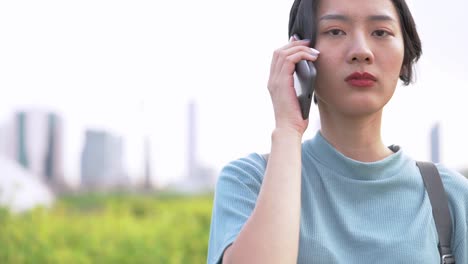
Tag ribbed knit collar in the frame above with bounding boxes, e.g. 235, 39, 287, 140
304, 131, 408, 181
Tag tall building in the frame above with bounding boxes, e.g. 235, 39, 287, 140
143, 135, 152, 189
0, 110, 65, 185
179, 100, 216, 192
187, 100, 197, 181
430, 122, 441, 163
17, 112, 29, 168
81, 129, 127, 188
0, 119, 16, 161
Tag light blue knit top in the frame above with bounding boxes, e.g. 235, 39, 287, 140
207, 131, 468, 263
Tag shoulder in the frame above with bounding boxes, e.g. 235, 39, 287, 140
435, 163, 468, 198
434, 163, 468, 219
435, 163, 468, 252
434, 163, 468, 211
215, 153, 266, 194
208, 153, 266, 264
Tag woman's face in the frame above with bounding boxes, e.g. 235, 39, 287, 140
313, 0, 405, 117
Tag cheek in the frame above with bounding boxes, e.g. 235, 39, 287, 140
380, 43, 405, 76
314, 55, 342, 90
315, 50, 339, 77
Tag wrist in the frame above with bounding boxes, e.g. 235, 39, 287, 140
271, 127, 303, 143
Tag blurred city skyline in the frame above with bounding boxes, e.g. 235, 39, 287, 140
0, 103, 216, 191
1, 0, 467, 188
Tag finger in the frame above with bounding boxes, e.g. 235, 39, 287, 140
283, 38, 311, 50
279, 51, 319, 77
271, 46, 318, 77
268, 50, 318, 95
273, 39, 310, 65
270, 37, 313, 73
273, 46, 319, 77
279, 45, 320, 61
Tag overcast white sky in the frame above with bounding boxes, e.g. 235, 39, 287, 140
0, 0, 467, 187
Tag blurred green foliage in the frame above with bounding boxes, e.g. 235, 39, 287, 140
0, 192, 214, 264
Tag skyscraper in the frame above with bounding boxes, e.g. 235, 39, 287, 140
187, 100, 197, 181
81, 129, 127, 188
182, 100, 216, 192
44, 113, 64, 182
143, 135, 152, 189
17, 112, 29, 168
430, 122, 441, 163
10, 110, 65, 184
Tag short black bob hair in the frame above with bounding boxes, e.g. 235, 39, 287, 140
288, 0, 422, 85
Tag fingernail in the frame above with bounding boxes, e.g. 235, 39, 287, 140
310, 48, 320, 55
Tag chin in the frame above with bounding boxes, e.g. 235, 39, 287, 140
342, 97, 386, 117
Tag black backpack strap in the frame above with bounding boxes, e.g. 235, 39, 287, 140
416, 161, 455, 264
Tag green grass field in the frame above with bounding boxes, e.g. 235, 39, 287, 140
0, 192, 214, 264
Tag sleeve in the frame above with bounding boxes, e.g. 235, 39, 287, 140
206, 153, 266, 264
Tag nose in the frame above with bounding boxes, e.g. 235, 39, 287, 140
346, 33, 374, 64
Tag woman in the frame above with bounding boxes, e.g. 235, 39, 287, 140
207, 0, 468, 263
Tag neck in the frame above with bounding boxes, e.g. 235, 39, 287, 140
318, 108, 393, 162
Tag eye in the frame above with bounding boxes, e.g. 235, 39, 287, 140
372, 30, 390, 37
326, 29, 346, 36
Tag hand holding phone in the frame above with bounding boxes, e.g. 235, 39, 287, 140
292, 34, 317, 120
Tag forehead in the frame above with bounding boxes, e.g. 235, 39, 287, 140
317, 0, 400, 22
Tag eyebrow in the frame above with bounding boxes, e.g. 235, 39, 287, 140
319, 14, 397, 23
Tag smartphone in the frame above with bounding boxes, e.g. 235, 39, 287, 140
293, 34, 317, 120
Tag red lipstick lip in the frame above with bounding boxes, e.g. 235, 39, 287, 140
345, 72, 377, 88
345, 72, 377, 81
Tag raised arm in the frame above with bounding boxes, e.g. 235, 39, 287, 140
223, 37, 319, 264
